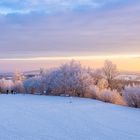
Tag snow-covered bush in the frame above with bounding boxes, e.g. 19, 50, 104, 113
123, 85, 140, 108
84, 85, 99, 99
23, 77, 42, 94
11, 71, 24, 93
43, 60, 95, 97
43, 60, 79, 96
0, 78, 14, 93
12, 81, 24, 93
0, 78, 7, 93
98, 89, 125, 105
87, 68, 103, 85
97, 78, 109, 91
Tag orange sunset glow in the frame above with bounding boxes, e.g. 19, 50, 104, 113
0, 55, 139, 72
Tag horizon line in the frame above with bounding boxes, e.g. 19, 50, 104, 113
0, 54, 140, 61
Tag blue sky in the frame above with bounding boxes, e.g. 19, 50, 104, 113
0, 0, 122, 15
0, 0, 140, 72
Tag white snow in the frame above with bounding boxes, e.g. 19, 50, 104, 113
116, 74, 140, 81
0, 94, 140, 140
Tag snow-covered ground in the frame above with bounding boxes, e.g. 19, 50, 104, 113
117, 74, 140, 81
0, 95, 140, 140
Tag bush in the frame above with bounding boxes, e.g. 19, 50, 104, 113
43, 60, 94, 97
13, 81, 24, 93
98, 89, 125, 105
97, 78, 108, 91
123, 85, 140, 108
23, 77, 42, 94
0, 78, 14, 93
84, 85, 99, 99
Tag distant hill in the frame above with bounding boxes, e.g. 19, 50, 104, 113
0, 69, 140, 81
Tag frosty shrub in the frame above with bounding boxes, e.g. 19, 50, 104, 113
84, 85, 99, 99
23, 77, 42, 94
43, 60, 95, 97
98, 89, 125, 105
87, 69, 103, 85
97, 78, 109, 91
123, 85, 140, 108
13, 81, 24, 93
0, 78, 14, 93
10, 71, 25, 93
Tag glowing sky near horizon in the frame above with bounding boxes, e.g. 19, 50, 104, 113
0, 0, 140, 72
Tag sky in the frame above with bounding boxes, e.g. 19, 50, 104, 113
0, 0, 140, 72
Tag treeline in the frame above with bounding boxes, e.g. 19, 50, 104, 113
0, 60, 140, 108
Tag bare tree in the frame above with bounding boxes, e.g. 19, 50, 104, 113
102, 60, 118, 89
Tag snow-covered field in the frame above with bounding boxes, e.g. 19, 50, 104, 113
116, 74, 140, 81
0, 95, 140, 140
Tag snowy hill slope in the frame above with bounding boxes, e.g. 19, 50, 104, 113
0, 95, 140, 140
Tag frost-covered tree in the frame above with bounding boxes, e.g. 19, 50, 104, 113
12, 71, 24, 93
97, 78, 109, 91
102, 60, 118, 89
86, 68, 103, 85
23, 77, 42, 94
13, 71, 23, 83
12, 81, 24, 93
43, 60, 95, 97
123, 85, 140, 108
